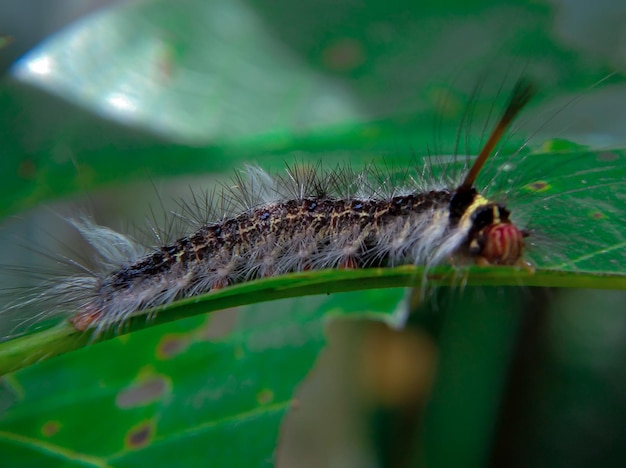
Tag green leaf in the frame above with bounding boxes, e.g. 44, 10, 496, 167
0, 290, 406, 466
1, 0, 625, 466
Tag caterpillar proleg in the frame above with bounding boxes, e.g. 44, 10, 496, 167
0, 78, 534, 336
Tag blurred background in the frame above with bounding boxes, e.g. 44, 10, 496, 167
0, 1, 626, 467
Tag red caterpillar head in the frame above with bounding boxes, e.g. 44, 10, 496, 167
468, 204, 526, 266
473, 221, 526, 265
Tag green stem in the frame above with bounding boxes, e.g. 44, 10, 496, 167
1, 266, 624, 375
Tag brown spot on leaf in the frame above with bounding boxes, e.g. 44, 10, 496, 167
116, 376, 169, 408
590, 211, 606, 220
41, 421, 61, 437
156, 334, 189, 359
125, 421, 154, 450
525, 180, 550, 192
257, 389, 274, 405
197, 308, 238, 341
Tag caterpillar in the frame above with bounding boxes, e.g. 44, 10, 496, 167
0, 78, 531, 336
4, 71, 625, 347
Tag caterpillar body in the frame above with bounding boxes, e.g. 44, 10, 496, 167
6, 79, 535, 336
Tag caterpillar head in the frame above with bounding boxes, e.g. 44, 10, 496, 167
468, 204, 526, 266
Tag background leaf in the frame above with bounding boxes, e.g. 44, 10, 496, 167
0, 290, 407, 466
1, 0, 625, 467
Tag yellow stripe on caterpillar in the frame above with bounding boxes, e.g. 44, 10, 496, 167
457, 194, 491, 232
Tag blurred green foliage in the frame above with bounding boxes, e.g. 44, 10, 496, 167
0, 1, 625, 467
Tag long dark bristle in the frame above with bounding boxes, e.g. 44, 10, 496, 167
459, 78, 537, 190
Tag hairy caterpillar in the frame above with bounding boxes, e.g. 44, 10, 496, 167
0, 79, 538, 338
